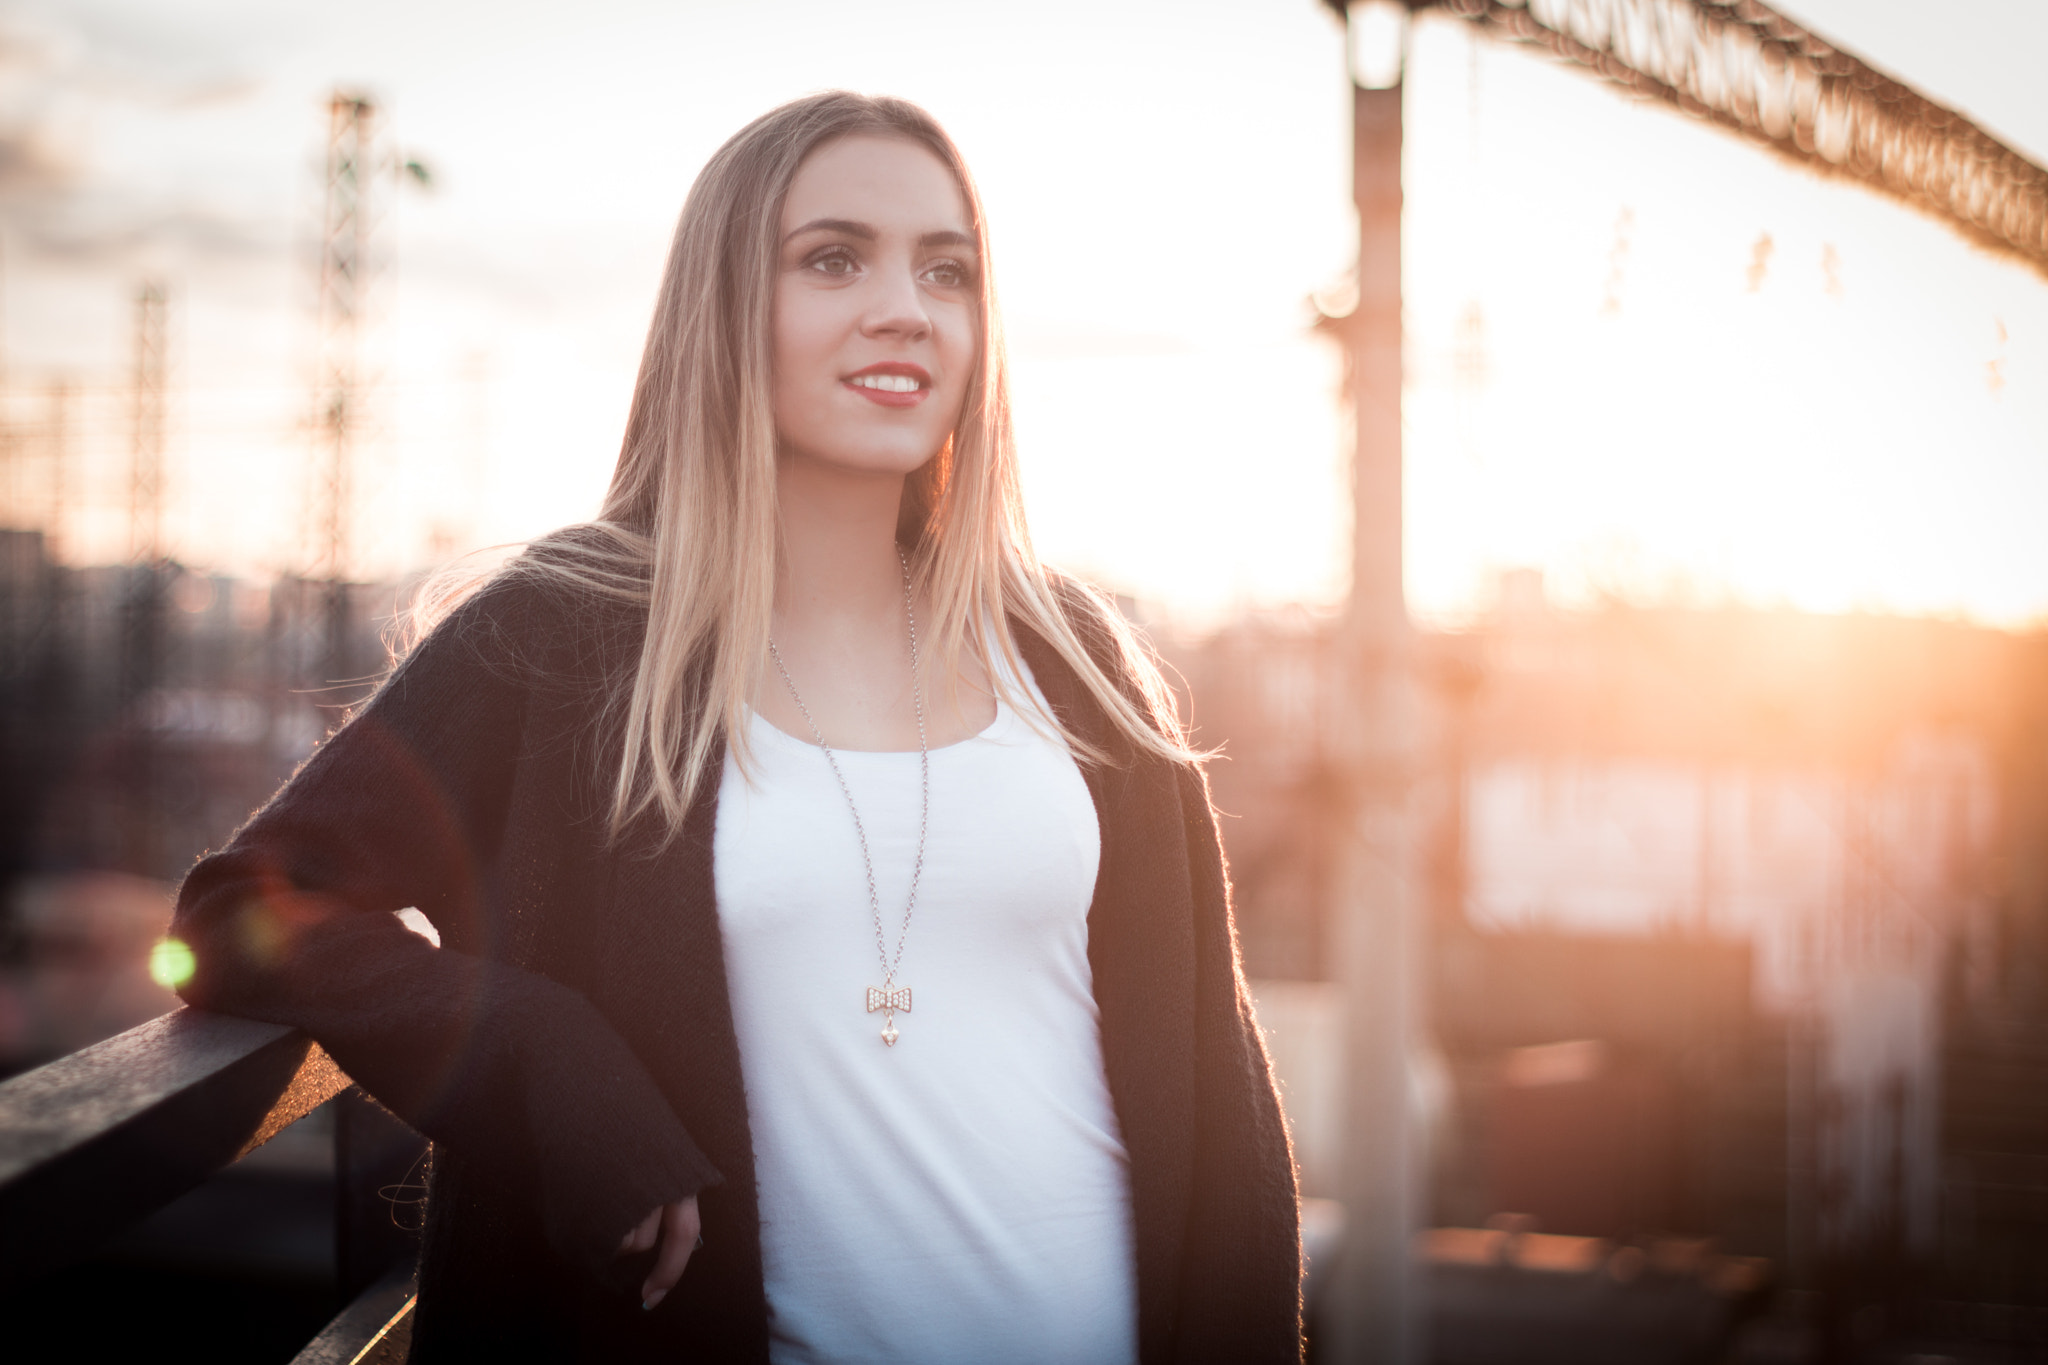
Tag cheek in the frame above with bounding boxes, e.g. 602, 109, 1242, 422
771, 294, 810, 378
940, 308, 979, 396
773, 288, 846, 376
771, 296, 835, 431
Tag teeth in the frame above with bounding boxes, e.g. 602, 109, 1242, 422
850, 373, 922, 393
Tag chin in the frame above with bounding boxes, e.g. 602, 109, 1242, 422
787, 438, 947, 479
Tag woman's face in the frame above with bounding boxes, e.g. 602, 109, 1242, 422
771, 134, 979, 479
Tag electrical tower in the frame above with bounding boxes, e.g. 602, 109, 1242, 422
311, 94, 440, 1274
45, 380, 71, 560
312, 92, 376, 686
122, 279, 169, 877
123, 280, 168, 704
129, 281, 167, 565
0, 234, 14, 529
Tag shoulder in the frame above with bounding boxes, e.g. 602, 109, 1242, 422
392, 533, 649, 700
1023, 565, 1187, 754
1035, 567, 1131, 677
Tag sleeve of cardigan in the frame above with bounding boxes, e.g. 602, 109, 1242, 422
1176, 761, 1306, 1363
170, 579, 722, 1283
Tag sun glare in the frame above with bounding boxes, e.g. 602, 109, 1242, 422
148, 937, 196, 992
4, 4, 2040, 631
1399, 18, 2046, 627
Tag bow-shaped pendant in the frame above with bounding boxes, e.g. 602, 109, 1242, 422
865, 983, 912, 1046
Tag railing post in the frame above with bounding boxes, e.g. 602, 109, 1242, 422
334, 1085, 428, 1300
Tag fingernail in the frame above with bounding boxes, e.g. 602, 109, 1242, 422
642, 1291, 665, 1312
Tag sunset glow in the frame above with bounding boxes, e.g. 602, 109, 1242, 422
2, 0, 2041, 629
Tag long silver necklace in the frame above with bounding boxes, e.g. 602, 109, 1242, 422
766, 548, 929, 1047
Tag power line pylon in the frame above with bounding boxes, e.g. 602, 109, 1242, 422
129, 280, 167, 566
312, 92, 376, 687
122, 279, 169, 878
45, 380, 72, 560
0, 234, 15, 529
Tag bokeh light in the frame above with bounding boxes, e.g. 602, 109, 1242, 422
147, 937, 195, 992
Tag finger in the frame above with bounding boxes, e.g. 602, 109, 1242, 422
638, 1204, 667, 1254
641, 1197, 702, 1311
671, 1194, 702, 1255
620, 1206, 659, 1256
643, 1198, 701, 1304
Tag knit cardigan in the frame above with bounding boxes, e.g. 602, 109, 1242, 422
172, 567, 1302, 1364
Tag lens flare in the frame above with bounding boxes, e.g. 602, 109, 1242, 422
149, 937, 196, 991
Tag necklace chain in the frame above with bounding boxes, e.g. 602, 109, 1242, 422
766, 548, 929, 1041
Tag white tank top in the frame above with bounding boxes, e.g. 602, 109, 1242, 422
713, 662, 1138, 1365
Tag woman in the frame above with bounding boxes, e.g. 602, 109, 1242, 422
173, 92, 1300, 1364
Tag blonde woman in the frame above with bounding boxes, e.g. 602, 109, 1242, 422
173, 92, 1300, 1364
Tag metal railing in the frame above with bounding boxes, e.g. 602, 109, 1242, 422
0, 1009, 420, 1363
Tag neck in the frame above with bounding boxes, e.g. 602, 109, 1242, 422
774, 453, 909, 633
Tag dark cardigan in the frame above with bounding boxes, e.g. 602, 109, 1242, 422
173, 569, 1302, 1364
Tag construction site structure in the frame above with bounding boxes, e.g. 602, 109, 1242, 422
1325, 23, 1422, 1362
1425, 0, 2047, 281
1316, 1, 2048, 1361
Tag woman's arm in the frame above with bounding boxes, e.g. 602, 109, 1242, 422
172, 580, 720, 1281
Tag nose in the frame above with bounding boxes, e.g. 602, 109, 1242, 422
861, 256, 931, 342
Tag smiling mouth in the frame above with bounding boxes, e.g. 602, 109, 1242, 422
841, 365, 931, 408
845, 373, 926, 393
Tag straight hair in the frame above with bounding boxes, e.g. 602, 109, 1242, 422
418, 91, 1193, 841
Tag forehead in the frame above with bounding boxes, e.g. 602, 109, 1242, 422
781, 134, 970, 235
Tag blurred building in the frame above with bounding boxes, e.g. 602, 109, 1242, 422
0, 527, 395, 1076
7, 525, 2046, 1357
1167, 572, 2048, 1355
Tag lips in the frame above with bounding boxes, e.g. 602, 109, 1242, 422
842, 361, 931, 408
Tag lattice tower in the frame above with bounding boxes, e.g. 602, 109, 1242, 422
129, 281, 167, 564
313, 93, 375, 589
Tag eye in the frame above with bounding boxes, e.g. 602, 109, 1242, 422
804, 246, 860, 276
921, 258, 975, 290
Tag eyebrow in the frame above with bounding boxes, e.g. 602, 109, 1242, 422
784, 218, 977, 252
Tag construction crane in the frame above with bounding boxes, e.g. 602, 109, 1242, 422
1427, 0, 2046, 279
1313, 3, 2048, 1361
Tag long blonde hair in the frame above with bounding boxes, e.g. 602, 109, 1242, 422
437, 92, 1192, 840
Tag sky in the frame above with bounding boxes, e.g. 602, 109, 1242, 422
0, 0, 2042, 630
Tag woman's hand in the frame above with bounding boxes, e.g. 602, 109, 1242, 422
619, 1194, 701, 1311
